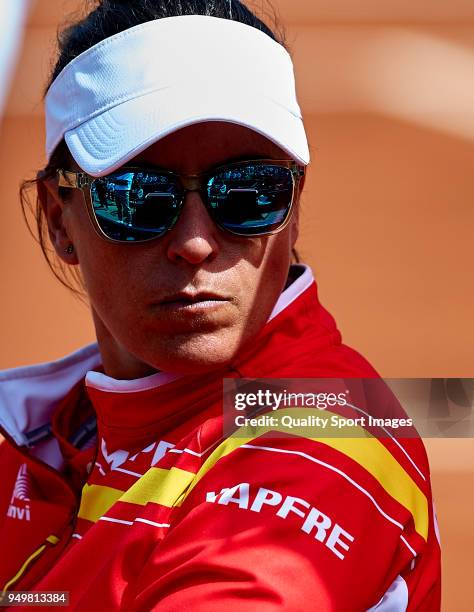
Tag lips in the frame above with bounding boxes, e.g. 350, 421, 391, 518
159, 291, 228, 305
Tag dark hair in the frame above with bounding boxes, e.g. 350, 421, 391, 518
21, 0, 296, 296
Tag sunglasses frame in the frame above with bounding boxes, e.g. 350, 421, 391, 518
57, 159, 305, 244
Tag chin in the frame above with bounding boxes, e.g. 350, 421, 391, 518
144, 331, 243, 375
153, 351, 234, 376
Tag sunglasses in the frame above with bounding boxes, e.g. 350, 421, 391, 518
57, 159, 305, 243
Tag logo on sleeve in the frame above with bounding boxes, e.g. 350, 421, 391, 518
206, 483, 355, 560
7, 464, 31, 521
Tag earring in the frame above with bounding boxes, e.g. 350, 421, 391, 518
64, 244, 74, 255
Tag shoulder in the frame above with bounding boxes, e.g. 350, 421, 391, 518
0, 344, 100, 445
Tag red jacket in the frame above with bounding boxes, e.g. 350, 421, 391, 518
0, 265, 441, 610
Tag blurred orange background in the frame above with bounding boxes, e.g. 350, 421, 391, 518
0, 1, 473, 609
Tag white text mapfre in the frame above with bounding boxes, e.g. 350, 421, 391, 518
206, 483, 355, 560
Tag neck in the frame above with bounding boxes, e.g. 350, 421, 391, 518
92, 310, 158, 380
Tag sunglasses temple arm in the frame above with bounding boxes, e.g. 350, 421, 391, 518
57, 170, 92, 189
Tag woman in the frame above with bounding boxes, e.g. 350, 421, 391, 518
0, 1, 440, 610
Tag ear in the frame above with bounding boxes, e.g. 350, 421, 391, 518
38, 176, 79, 265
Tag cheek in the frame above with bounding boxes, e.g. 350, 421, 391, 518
265, 224, 294, 268
62, 201, 143, 306
290, 204, 299, 246
80, 246, 152, 309
238, 231, 294, 317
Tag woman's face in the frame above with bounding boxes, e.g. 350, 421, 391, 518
49, 122, 301, 378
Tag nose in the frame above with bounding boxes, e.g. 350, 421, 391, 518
165, 191, 220, 264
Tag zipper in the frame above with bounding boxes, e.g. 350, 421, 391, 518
1, 535, 60, 594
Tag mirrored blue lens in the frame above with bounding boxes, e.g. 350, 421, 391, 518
90, 170, 182, 241
207, 164, 294, 235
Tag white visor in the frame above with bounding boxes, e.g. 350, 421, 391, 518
45, 15, 310, 177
